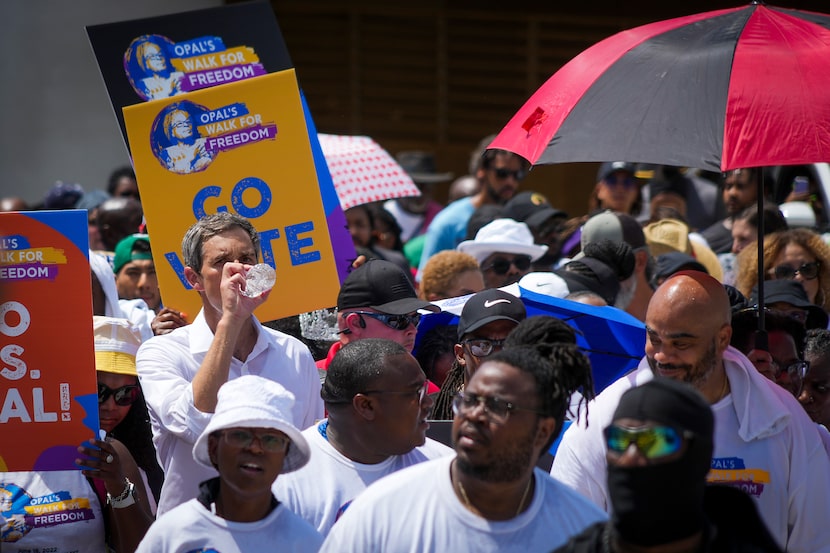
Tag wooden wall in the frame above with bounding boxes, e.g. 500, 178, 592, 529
262, 1, 826, 217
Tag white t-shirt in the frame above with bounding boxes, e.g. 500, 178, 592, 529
137, 310, 324, 515
320, 455, 606, 552
1, 470, 107, 553
273, 421, 453, 535
551, 347, 830, 553
135, 497, 323, 553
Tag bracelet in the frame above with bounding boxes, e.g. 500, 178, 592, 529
107, 478, 136, 509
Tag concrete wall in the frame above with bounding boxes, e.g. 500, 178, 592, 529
0, 0, 221, 207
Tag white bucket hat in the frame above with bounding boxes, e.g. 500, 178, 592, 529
457, 218, 548, 264
192, 375, 311, 474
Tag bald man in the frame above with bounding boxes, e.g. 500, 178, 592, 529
551, 271, 830, 553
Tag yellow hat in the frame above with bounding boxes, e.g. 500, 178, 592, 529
689, 241, 723, 283
93, 316, 142, 376
643, 219, 692, 257
643, 219, 723, 282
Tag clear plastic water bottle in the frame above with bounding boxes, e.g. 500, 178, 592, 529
242, 263, 276, 297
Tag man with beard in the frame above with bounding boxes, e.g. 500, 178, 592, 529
417, 137, 529, 280
553, 377, 782, 553
319, 344, 606, 552
551, 271, 830, 553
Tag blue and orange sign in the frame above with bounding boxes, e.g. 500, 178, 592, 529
0, 210, 99, 472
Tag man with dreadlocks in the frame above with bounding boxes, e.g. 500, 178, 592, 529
319, 343, 605, 552
432, 288, 526, 419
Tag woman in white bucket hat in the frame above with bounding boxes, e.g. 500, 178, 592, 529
136, 375, 322, 552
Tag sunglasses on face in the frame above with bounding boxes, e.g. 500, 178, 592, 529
354, 311, 422, 331
603, 175, 637, 189
481, 255, 532, 275
772, 261, 820, 281
491, 167, 528, 181
221, 429, 289, 452
462, 338, 507, 357
605, 424, 692, 459
98, 383, 140, 406
452, 391, 544, 423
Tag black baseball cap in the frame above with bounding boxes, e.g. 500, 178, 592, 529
337, 259, 439, 315
502, 191, 567, 230
750, 279, 829, 330
457, 289, 527, 339
654, 252, 707, 283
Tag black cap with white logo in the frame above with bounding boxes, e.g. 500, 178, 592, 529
457, 289, 527, 340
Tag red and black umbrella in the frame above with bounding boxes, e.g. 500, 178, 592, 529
491, 1, 830, 350
490, 2, 830, 172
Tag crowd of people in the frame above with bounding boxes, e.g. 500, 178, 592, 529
3, 140, 830, 552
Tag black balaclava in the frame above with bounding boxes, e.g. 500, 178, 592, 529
607, 377, 714, 547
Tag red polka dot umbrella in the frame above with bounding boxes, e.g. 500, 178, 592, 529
318, 134, 421, 210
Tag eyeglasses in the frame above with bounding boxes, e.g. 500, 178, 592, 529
772, 261, 820, 281
353, 311, 422, 331
481, 255, 532, 275
452, 392, 545, 423
220, 429, 289, 452
774, 360, 809, 397
603, 175, 637, 189
462, 338, 507, 358
605, 424, 692, 459
363, 381, 429, 404
98, 383, 140, 406
491, 167, 528, 181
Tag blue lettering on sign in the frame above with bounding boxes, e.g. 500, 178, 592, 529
286, 222, 321, 265
193, 186, 224, 219
164, 252, 192, 289
259, 228, 280, 268
172, 36, 225, 58
232, 177, 271, 219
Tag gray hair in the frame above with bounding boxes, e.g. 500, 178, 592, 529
181, 212, 259, 273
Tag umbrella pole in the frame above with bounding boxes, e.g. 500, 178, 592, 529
755, 172, 767, 352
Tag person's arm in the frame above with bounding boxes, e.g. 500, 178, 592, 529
784, 421, 830, 553
77, 437, 154, 552
191, 261, 269, 412
550, 418, 610, 512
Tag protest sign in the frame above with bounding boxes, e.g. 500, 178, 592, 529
86, 0, 292, 152
0, 210, 99, 472
123, 69, 346, 321
87, 1, 355, 300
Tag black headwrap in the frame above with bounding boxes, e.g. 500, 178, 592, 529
607, 377, 714, 546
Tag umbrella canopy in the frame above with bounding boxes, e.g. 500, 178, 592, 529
490, 3, 830, 172
416, 284, 646, 395
318, 133, 421, 210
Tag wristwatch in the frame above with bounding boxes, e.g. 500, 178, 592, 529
107, 478, 136, 509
